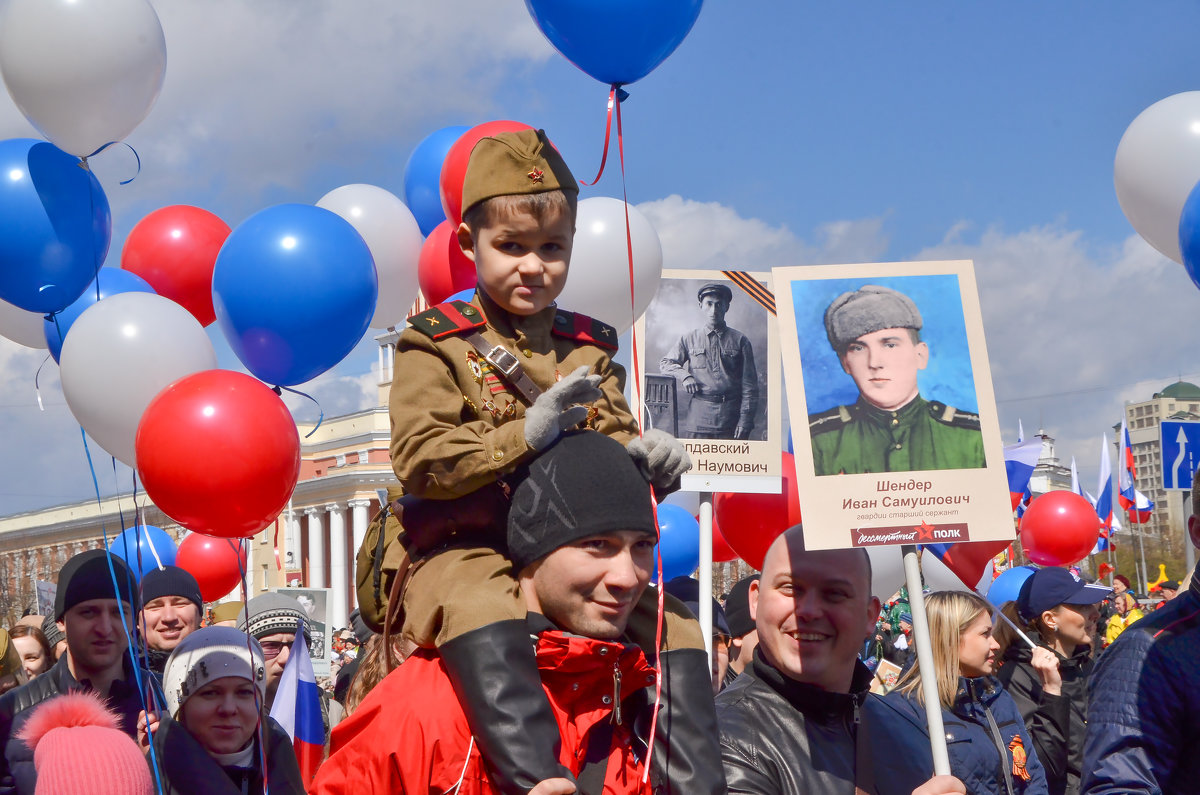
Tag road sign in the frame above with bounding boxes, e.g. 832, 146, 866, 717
1161, 420, 1200, 490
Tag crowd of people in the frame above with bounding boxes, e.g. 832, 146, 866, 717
0, 127, 1195, 794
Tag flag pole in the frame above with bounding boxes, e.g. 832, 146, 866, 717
901, 544, 950, 775
698, 492, 714, 660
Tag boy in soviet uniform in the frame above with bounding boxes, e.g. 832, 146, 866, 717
381, 129, 722, 794
808, 285, 985, 476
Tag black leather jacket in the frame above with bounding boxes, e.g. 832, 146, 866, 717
715, 651, 876, 794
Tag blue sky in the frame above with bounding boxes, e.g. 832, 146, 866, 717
4, 1, 1200, 513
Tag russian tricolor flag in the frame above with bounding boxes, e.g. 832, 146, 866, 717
1116, 417, 1155, 523
268, 623, 325, 786
1093, 439, 1114, 552
1004, 438, 1041, 511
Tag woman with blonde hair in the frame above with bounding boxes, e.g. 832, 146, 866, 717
870, 591, 1048, 795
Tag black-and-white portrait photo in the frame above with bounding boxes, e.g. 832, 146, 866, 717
644, 275, 770, 442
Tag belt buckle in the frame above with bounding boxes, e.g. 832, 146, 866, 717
485, 345, 520, 377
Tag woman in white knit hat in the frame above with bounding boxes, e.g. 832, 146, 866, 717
143, 626, 304, 794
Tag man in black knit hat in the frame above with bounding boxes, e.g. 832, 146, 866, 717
315, 431, 724, 794
0, 549, 156, 795
137, 565, 203, 675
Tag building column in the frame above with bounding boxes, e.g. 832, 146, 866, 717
348, 499, 372, 610
305, 507, 325, 589
327, 503, 348, 629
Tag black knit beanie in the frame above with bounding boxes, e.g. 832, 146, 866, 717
55, 550, 139, 620
724, 574, 760, 639
139, 566, 203, 613
507, 431, 656, 571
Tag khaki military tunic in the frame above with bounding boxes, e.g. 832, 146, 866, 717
809, 395, 985, 476
387, 291, 701, 651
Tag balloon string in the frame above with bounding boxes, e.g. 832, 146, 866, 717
78, 427, 166, 795
581, 84, 628, 187
82, 142, 142, 185
33, 353, 52, 412
611, 90, 666, 786
274, 385, 324, 437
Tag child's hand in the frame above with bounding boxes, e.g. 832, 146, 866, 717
627, 429, 692, 493
525, 366, 602, 450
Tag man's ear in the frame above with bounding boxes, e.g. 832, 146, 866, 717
915, 341, 929, 371
749, 579, 760, 622
838, 353, 851, 376
1189, 514, 1200, 550
456, 222, 477, 263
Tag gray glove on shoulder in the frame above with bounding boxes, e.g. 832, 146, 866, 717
523, 365, 603, 451
627, 429, 692, 494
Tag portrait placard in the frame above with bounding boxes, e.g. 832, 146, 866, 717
635, 269, 782, 493
773, 260, 1011, 550
272, 586, 333, 678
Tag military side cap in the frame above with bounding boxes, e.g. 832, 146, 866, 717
824, 285, 922, 352
697, 283, 733, 303
461, 129, 579, 216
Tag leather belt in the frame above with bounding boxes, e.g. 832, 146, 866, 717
465, 332, 543, 406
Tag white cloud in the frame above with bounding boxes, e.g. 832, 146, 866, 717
637, 195, 889, 270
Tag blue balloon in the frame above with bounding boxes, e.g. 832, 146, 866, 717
654, 503, 701, 583
446, 287, 476, 303
524, 0, 704, 86
0, 138, 112, 313
1179, 179, 1200, 289
985, 565, 1037, 608
404, 125, 468, 237
213, 204, 378, 386
107, 525, 178, 581
44, 267, 156, 362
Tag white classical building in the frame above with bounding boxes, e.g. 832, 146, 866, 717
0, 332, 405, 629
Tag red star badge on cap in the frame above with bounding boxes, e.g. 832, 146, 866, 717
527, 168, 544, 184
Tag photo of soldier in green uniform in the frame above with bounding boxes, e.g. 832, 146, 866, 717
806, 282, 986, 476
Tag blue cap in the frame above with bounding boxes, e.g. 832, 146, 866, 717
1017, 567, 1111, 621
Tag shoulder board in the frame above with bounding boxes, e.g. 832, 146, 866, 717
809, 405, 853, 434
407, 300, 487, 340
551, 309, 619, 351
928, 401, 981, 430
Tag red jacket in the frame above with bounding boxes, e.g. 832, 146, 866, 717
310, 629, 657, 794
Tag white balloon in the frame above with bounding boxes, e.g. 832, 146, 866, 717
0, 298, 48, 349
556, 197, 663, 334
316, 184, 423, 329
1114, 91, 1200, 264
60, 292, 216, 467
0, 0, 167, 157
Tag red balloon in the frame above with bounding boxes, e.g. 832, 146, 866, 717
1019, 490, 1100, 566
438, 120, 534, 226
710, 512, 738, 563
418, 220, 476, 304
176, 533, 247, 602
121, 205, 231, 327
136, 370, 300, 538
713, 452, 802, 570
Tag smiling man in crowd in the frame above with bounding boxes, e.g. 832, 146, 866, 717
715, 525, 964, 795
137, 565, 203, 676
0, 550, 154, 795
808, 285, 984, 476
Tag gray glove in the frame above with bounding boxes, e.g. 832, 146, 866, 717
523, 365, 603, 451
627, 429, 692, 493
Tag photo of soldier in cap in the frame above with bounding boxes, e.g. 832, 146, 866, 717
656, 279, 763, 440
802, 277, 985, 476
